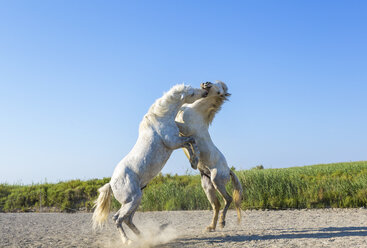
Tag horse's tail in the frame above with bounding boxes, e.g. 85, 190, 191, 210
92, 183, 112, 229
230, 170, 243, 224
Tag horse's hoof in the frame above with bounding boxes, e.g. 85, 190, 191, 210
191, 158, 198, 169
201, 82, 213, 89
220, 221, 226, 228
188, 137, 196, 144
205, 226, 215, 232
123, 239, 133, 246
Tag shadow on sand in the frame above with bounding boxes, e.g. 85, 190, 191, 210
162, 226, 367, 246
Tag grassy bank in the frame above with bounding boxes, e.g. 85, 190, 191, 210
1, 161, 367, 212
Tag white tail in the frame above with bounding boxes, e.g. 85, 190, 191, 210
230, 170, 243, 224
92, 183, 112, 229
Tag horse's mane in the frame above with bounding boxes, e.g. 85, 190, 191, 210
148, 84, 188, 117
204, 81, 230, 125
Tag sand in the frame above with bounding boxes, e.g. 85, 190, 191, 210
1, 209, 367, 247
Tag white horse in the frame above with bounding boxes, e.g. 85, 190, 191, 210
175, 81, 243, 232
92, 84, 209, 244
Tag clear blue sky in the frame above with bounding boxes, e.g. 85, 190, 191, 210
1, 1, 366, 184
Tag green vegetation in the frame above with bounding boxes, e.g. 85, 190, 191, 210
0, 178, 110, 212
1, 161, 367, 212
238, 161, 367, 209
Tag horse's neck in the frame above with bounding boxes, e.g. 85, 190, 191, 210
190, 97, 221, 125
184, 109, 213, 143
178, 103, 211, 136
150, 99, 182, 121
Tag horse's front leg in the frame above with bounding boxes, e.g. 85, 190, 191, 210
162, 135, 194, 150
163, 135, 200, 168
176, 122, 199, 169
183, 141, 199, 170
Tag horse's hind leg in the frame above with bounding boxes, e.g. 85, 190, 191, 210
111, 172, 142, 244
114, 193, 142, 244
201, 172, 220, 232
116, 222, 130, 245
124, 209, 141, 236
211, 171, 232, 229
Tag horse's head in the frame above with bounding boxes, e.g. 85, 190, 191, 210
181, 85, 210, 104
200, 81, 231, 100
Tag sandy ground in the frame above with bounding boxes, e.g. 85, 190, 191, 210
1, 209, 367, 247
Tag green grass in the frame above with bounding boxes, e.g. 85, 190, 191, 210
239, 161, 367, 209
1, 161, 367, 212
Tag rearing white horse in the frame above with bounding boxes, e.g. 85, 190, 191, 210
176, 81, 243, 232
92, 84, 209, 244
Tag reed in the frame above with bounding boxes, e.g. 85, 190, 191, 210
1, 161, 366, 212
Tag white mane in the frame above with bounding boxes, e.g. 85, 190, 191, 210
205, 95, 230, 125
148, 84, 189, 117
